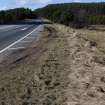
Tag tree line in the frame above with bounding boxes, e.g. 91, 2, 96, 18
0, 8, 36, 24
35, 3, 105, 27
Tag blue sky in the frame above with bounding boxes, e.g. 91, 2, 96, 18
0, 0, 104, 10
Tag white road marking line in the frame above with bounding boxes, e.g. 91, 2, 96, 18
0, 25, 41, 54
0, 25, 21, 30
9, 47, 25, 50
20, 41, 32, 43
21, 27, 28, 31
0, 25, 25, 32
0, 25, 15, 29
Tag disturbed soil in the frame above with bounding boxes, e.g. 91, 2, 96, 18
0, 24, 105, 105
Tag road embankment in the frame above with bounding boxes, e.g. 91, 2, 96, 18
0, 23, 105, 105
0, 24, 70, 105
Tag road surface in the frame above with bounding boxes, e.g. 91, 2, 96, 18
0, 19, 41, 53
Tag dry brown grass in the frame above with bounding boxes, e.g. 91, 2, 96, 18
76, 27, 105, 51
56, 24, 105, 105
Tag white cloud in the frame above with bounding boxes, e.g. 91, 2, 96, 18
16, 0, 52, 6
13, 0, 53, 9
0, 6, 7, 10
17, 0, 27, 5
0, 0, 80, 10
53, 0, 80, 3
33, 0, 52, 4
72, 0, 81, 2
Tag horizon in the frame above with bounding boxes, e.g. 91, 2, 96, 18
0, 0, 105, 11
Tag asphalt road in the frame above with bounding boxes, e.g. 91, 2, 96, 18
0, 20, 40, 52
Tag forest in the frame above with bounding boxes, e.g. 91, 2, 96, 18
35, 3, 105, 27
0, 8, 36, 24
0, 3, 105, 26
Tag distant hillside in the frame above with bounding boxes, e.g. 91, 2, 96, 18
0, 8, 36, 24
35, 3, 105, 26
